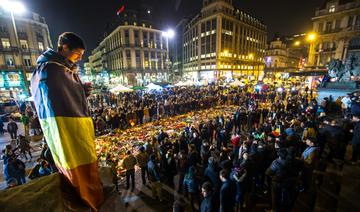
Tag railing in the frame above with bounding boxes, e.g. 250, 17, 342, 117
315, 2, 360, 16
320, 28, 342, 35
0, 47, 19, 52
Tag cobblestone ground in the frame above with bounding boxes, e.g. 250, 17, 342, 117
0, 122, 43, 190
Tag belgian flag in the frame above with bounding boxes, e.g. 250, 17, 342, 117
31, 49, 104, 210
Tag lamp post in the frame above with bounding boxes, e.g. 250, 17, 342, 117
307, 32, 317, 67
162, 29, 175, 82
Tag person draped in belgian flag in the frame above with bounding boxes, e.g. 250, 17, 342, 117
31, 32, 104, 210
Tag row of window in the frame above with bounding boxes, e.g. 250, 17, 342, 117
3, 54, 33, 67
184, 22, 266, 63
0, 38, 44, 51
317, 15, 360, 33
106, 29, 167, 51
107, 50, 167, 70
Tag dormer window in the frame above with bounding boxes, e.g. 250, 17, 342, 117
329, 5, 335, 13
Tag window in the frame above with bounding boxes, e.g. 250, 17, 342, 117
325, 21, 332, 32
0, 26, 7, 33
1, 38, 10, 48
135, 50, 141, 68
126, 50, 131, 59
38, 42, 44, 51
334, 20, 341, 30
318, 22, 324, 32
356, 16, 360, 26
348, 16, 354, 27
143, 32, 149, 47
134, 30, 139, 46
124, 30, 130, 46
5, 55, 15, 66
329, 5, 335, 13
7, 73, 20, 86
20, 40, 28, 49
211, 19, 217, 30
23, 56, 31, 67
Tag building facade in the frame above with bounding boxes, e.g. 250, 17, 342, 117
182, 0, 267, 81
310, 0, 360, 66
0, 9, 52, 99
88, 10, 170, 86
265, 38, 300, 69
170, 18, 189, 81
264, 37, 303, 76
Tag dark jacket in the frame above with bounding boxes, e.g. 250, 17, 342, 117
352, 122, 360, 145
266, 158, 288, 185
7, 122, 18, 133
183, 175, 199, 194
204, 163, 220, 190
148, 160, 161, 182
220, 180, 236, 212
200, 192, 218, 212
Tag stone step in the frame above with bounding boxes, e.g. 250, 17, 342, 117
336, 164, 360, 212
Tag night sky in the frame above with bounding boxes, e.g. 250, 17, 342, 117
25, 0, 325, 58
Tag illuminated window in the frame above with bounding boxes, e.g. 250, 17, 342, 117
20, 40, 28, 49
5, 55, 14, 66
329, 5, 335, 13
1, 38, 10, 48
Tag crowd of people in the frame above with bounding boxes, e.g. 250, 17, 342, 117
1, 82, 360, 212
101, 85, 360, 212
0, 104, 51, 189
89, 84, 301, 135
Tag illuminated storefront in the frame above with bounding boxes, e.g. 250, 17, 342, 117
0, 71, 28, 99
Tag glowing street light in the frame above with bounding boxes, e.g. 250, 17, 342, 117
0, 0, 26, 47
162, 29, 175, 39
0, 0, 25, 14
294, 41, 300, 46
162, 28, 175, 81
307, 33, 316, 42
0, 1, 27, 95
307, 32, 317, 66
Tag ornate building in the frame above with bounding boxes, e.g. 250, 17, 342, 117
264, 38, 301, 71
88, 10, 170, 86
182, 0, 267, 81
310, 0, 360, 66
0, 9, 52, 98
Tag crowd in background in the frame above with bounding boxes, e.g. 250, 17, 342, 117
1, 83, 360, 212
103, 85, 360, 212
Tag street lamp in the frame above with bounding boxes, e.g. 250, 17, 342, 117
307, 33, 316, 42
0, 0, 26, 49
294, 41, 301, 46
306, 32, 317, 66
162, 28, 175, 82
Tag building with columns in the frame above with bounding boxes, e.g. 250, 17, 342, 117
264, 37, 301, 74
182, 0, 267, 81
310, 0, 360, 66
88, 10, 170, 86
0, 9, 52, 98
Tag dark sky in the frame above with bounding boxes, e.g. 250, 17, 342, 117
25, 0, 325, 58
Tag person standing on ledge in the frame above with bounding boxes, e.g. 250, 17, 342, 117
31, 32, 104, 211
